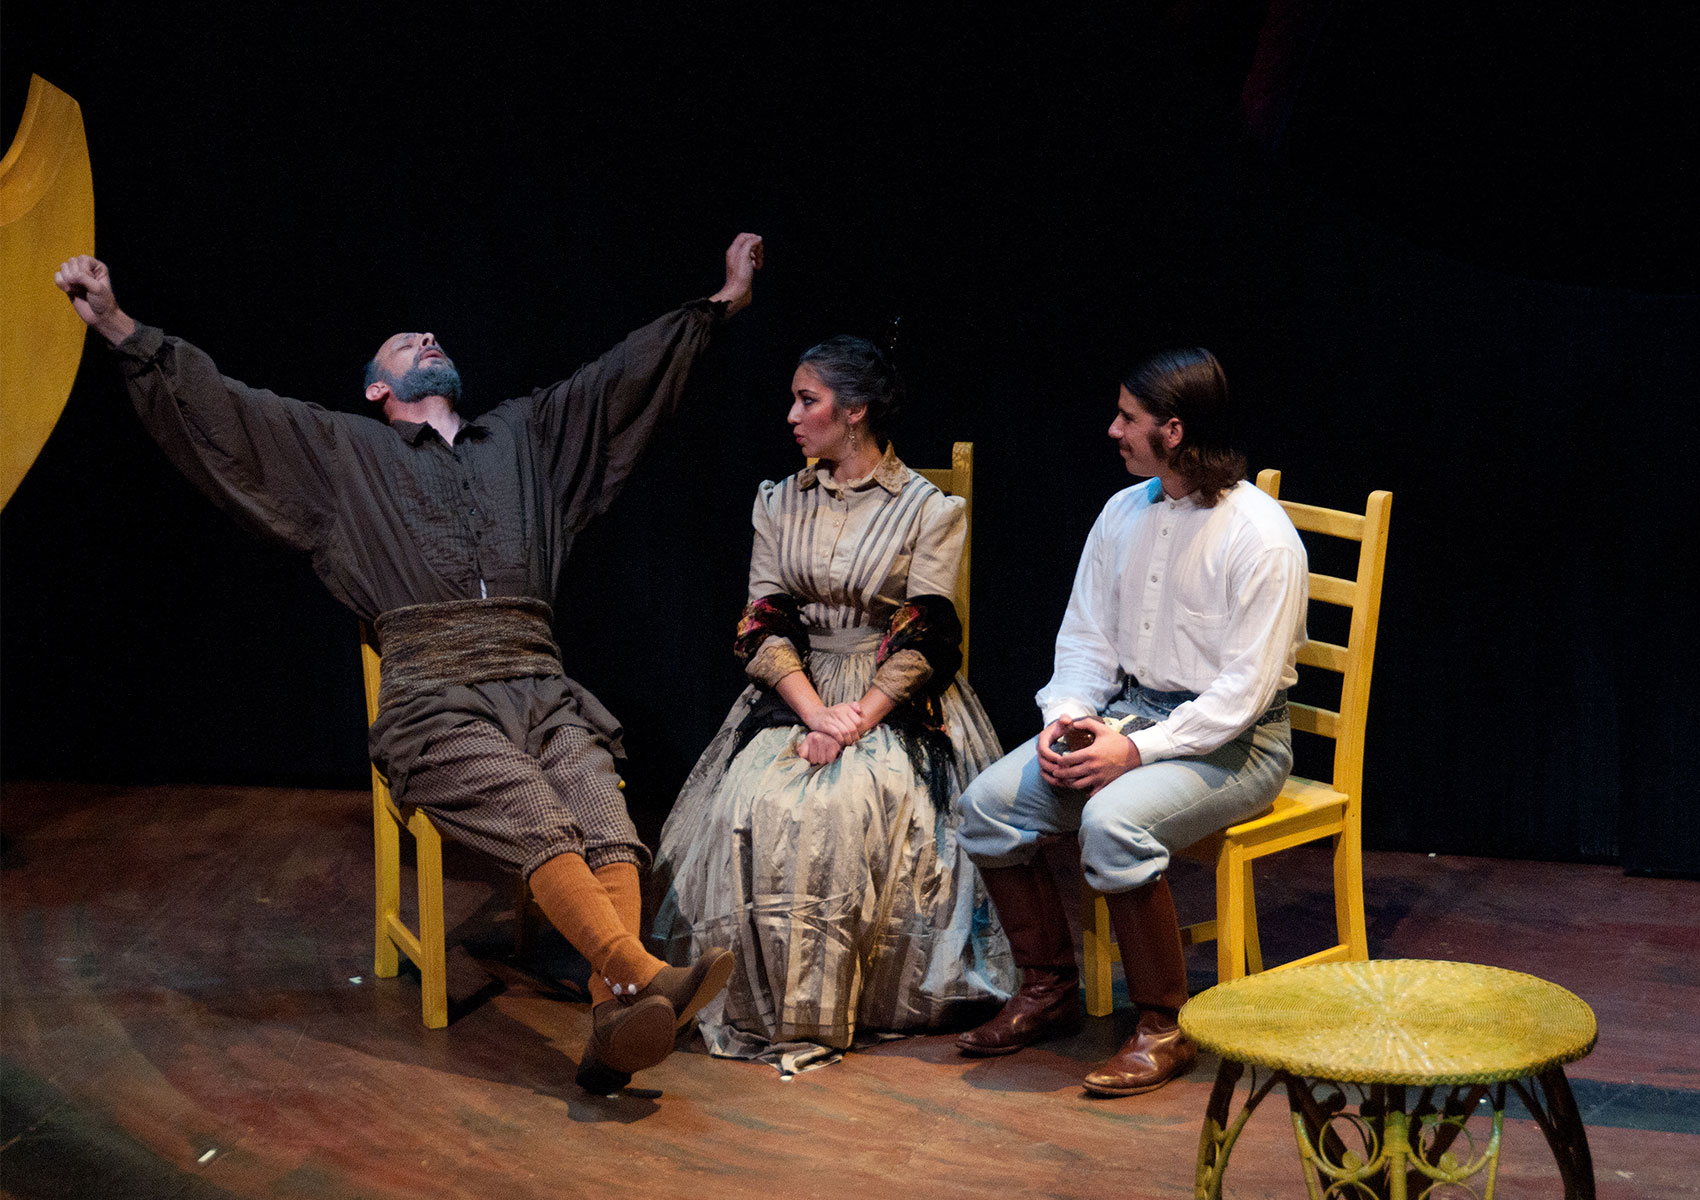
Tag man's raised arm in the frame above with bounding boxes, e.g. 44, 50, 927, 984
50, 254, 344, 556
523, 231, 763, 531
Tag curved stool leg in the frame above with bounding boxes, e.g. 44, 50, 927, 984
1194, 1061, 1286, 1200
1512, 1070, 1596, 1200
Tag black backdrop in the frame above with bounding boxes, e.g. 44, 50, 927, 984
4, 4, 1696, 875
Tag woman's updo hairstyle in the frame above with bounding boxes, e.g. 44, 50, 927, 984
797, 333, 904, 450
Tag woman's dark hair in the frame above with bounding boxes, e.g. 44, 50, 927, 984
797, 335, 903, 450
1122, 347, 1246, 505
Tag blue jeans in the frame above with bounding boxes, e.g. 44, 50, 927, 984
955, 688, 1292, 893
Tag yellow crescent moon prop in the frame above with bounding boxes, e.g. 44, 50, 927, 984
0, 75, 96, 508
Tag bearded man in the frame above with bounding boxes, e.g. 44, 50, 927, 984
54, 233, 762, 1094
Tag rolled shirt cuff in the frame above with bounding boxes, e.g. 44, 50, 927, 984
690, 296, 732, 325
1128, 724, 1179, 765
1039, 697, 1098, 726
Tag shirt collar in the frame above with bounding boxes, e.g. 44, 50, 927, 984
1147, 476, 1203, 509
799, 444, 908, 495
388, 414, 490, 446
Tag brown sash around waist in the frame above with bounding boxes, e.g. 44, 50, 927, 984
373, 597, 562, 714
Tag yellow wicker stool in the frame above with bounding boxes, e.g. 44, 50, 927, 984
1180, 959, 1598, 1199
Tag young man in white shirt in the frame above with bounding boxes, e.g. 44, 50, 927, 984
955, 348, 1308, 1096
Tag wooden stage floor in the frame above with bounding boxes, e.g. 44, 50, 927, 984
2, 780, 1696, 1199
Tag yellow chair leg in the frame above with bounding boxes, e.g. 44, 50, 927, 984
1084, 892, 1116, 1017
1242, 865, 1265, 975
1336, 826, 1369, 961
1217, 849, 1251, 983
413, 815, 449, 1030
373, 772, 400, 980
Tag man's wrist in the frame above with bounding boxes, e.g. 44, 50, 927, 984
96, 311, 137, 347
707, 289, 749, 315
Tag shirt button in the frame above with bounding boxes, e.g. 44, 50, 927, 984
1150, 574, 1158, 582
1161, 528, 1170, 537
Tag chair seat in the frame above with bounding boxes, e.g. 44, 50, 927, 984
1226, 776, 1349, 840
1175, 777, 1347, 866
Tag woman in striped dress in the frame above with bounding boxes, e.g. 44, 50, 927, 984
652, 336, 1013, 1074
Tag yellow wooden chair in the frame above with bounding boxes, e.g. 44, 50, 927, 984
1083, 469, 1393, 1015
361, 622, 536, 1028
914, 441, 974, 676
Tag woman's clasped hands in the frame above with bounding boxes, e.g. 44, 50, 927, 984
797, 700, 866, 765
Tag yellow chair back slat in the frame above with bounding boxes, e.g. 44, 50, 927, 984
1298, 640, 1350, 673
1289, 703, 1337, 739
1083, 468, 1393, 1015
1308, 573, 1358, 607
1276, 500, 1366, 540
359, 632, 383, 724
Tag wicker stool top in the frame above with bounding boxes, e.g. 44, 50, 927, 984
1179, 959, 1597, 1085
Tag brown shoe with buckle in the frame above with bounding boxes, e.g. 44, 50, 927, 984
1082, 1008, 1197, 1096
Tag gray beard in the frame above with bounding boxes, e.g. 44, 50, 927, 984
391, 362, 463, 405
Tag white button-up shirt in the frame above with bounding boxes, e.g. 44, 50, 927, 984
1035, 478, 1308, 764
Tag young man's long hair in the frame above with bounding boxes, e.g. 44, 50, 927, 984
1122, 348, 1246, 505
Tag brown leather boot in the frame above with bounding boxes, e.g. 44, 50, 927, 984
957, 861, 1083, 1056
1082, 878, 1196, 1095
1082, 1007, 1197, 1095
